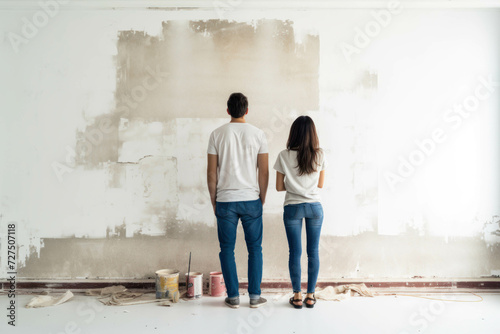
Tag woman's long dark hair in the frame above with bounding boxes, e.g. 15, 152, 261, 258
286, 116, 321, 176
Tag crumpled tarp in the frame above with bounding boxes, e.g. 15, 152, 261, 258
315, 283, 375, 301
85, 285, 128, 296
85, 285, 174, 306
25, 290, 74, 308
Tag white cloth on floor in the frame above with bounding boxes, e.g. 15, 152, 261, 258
85, 285, 167, 306
315, 283, 374, 301
25, 290, 74, 308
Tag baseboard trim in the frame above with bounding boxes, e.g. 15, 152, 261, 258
2, 278, 500, 291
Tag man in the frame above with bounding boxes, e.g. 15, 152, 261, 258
207, 92, 269, 309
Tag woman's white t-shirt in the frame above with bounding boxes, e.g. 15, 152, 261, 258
273, 149, 327, 206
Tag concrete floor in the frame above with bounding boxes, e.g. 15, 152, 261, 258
1, 290, 500, 334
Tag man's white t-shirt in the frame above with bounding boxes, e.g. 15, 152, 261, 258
273, 149, 327, 206
207, 122, 268, 202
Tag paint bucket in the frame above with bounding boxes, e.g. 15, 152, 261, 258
186, 272, 203, 298
155, 269, 180, 300
209, 271, 226, 297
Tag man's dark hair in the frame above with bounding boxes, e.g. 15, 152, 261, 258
227, 93, 248, 118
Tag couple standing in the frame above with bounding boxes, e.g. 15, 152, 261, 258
207, 93, 326, 309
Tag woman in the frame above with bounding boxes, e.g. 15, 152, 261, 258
273, 116, 326, 309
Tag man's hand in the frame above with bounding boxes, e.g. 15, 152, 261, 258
212, 200, 216, 215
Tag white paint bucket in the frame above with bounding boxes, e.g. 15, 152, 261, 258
155, 269, 180, 300
186, 272, 203, 298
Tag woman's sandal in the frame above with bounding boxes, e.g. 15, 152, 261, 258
304, 293, 316, 308
289, 296, 303, 309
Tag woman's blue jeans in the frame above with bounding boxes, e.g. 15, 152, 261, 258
283, 202, 323, 294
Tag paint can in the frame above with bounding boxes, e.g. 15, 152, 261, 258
186, 272, 203, 298
155, 269, 180, 300
209, 271, 226, 297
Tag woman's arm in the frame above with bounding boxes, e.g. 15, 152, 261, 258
276, 171, 286, 191
317, 170, 325, 188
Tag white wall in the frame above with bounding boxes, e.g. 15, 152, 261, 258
0, 2, 499, 279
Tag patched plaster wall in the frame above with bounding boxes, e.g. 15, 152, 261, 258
0, 4, 499, 280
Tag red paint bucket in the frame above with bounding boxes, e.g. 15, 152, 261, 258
209, 271, 226, 297
186, 272, 203, 298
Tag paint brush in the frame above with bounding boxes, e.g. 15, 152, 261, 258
186, 252, 191, 296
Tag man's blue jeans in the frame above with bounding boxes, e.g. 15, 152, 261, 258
216, 198, 263, 299
283, 202, 323, 294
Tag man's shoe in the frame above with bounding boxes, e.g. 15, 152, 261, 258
249, 297, 267, 308
225, 297, 240, 309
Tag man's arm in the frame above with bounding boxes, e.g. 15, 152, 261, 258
276, 171, 286, 191
207, 154, 218, 214
257, 153, 269, 205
